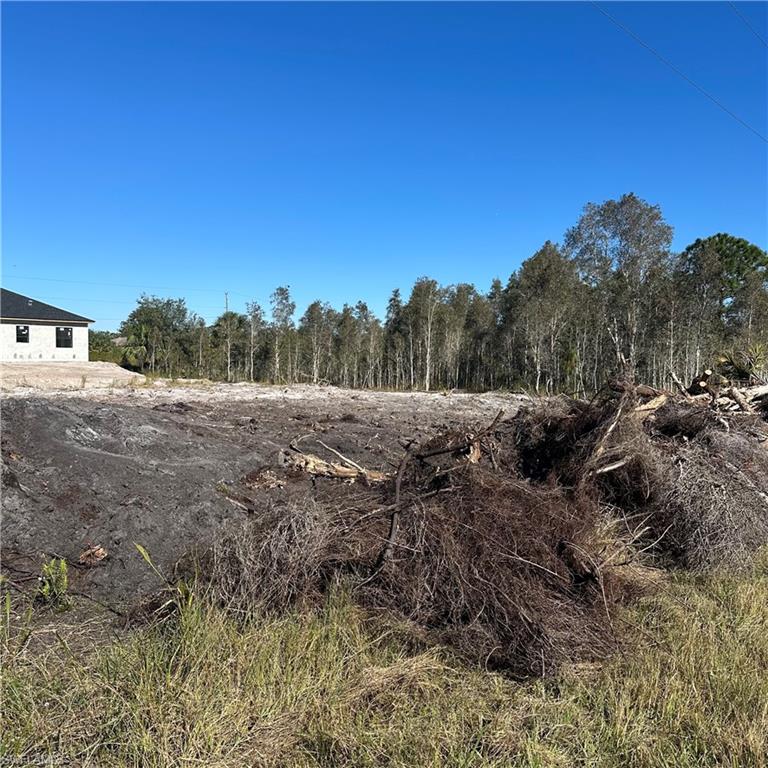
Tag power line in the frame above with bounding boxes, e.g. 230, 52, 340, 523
1, 273, 254, 298
78, 316, 219, 323
728, 1, 768, 48
10, 293, 232, 313
590, 1, 768, 143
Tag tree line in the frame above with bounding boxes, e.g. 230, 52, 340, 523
90, 193, 768, 393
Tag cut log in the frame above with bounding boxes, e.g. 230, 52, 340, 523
744, 384, 768, 402
687, 369, 713, 395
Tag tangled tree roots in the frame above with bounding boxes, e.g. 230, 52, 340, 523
192, 388, 768, 678
649, 426, 768, 570
508, 396, 768, 571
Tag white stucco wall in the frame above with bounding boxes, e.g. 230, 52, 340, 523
0, 323, 89, 362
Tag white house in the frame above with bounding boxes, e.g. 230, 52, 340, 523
0, 288, 93, 362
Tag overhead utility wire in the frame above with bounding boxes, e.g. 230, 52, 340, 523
16, 294, 235, 312
727, 1, 768, 48
2, 273, 253, 298
590, 1, 768, 143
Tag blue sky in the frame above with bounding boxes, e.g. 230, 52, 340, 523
2, 1, 766, 330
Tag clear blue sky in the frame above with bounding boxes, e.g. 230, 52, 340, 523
2, 1, 766, 330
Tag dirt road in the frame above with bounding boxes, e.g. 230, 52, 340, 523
1, 382, 523, 611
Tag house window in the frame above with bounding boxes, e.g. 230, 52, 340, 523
56, 327, 73, 348
16, 325, 29, 343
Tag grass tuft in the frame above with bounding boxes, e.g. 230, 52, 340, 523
35, 558, 70, 608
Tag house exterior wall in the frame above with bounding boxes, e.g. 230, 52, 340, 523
0, 322, 89, 362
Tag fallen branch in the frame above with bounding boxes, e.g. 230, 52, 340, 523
728, 386, 754, 413
592, 404, 623, 460
744, 384, 768, 402
316, 439, 367, 473
376, 444, 414, 567
594, 457, 631, 475
670, 372, 693, 401
279, 450, 388, 483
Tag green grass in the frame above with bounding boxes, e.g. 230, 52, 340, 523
35, 557, 70, 608
2, 567, 767, 767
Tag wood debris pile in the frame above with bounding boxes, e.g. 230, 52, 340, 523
279, 444, 388, 484
667, 370, 768, 414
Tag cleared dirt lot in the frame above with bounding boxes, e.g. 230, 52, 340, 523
1, 381, 522, 611
0, 361, 145, 390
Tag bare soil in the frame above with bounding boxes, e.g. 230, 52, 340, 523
0, 361, 145, 391
1, 382, 521, 613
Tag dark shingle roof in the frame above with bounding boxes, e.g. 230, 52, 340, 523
0, 288, 94, 324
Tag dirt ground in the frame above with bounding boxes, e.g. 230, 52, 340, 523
0, 361, 145, 390
1, 381, 523, 615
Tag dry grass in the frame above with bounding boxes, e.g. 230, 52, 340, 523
2, 560, 767, 767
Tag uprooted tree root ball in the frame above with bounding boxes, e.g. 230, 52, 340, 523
509, 395, 768, 571
189, 387, 768, 678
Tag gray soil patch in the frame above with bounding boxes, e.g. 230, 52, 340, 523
1, 384, 521, 613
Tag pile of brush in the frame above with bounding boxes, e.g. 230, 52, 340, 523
195, 382, 768, 678
510, 388, 768, 571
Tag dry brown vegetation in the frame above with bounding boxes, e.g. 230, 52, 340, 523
194, 384, 768, 679
510, 392, 768, 571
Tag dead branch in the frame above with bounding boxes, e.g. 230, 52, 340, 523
376, 445, 415, 568
592, 404, 623, 460
744, 384, 768, 402
594, 457, 631, 475
670, 372, 693, 401
315, 439, 367, 473
279, 449, 389, 483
